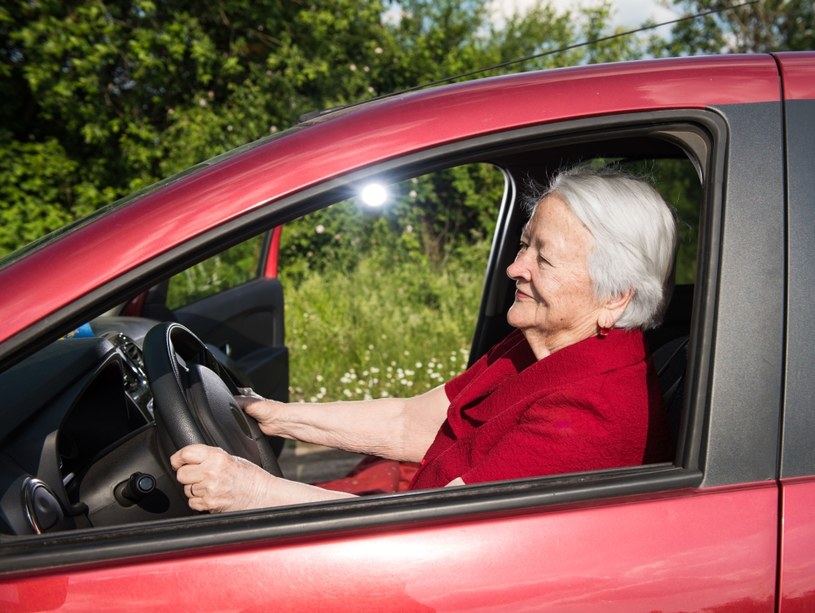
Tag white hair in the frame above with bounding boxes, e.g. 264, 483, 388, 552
531, 169, 678, 330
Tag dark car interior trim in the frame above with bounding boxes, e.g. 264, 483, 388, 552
696, 102, 785, 487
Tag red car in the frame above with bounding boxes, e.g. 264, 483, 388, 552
1, 52, 814, 611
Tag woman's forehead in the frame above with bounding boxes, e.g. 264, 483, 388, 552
527, 195, 591, 242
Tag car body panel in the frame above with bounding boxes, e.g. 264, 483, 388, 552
0, 55, 781, 351
779, 478, 815, 612
0, 483, 777, 612
776, 51, 815, 99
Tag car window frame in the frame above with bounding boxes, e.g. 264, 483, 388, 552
0, 109, 742, 574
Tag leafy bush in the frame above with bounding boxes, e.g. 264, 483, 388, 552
283, 240, 488, 402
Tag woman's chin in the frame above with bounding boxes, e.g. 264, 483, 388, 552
506, 310, 527, 330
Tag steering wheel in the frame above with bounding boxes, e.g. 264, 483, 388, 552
142, 322, 282, 480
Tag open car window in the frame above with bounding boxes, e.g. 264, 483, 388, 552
165, 234, 268, 310
269, 153, 702, 486
280, 164, 501, 406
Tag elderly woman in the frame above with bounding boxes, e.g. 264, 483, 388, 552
171, 168, 677, 512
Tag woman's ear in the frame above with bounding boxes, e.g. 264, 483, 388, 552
598, 289, 634, 328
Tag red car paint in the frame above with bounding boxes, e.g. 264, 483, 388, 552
0, 484, 779, 611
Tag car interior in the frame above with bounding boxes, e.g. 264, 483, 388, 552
0, 117, 705, 537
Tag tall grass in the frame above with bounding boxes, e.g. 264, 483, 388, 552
283, 242, 489, 402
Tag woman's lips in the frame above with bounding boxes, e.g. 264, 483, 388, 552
515, 288, 533, 300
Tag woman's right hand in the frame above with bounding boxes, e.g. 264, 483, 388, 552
171, 443, 279, 512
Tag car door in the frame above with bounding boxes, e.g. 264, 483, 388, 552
2, 108, 783, 613
138, 228, 289, 403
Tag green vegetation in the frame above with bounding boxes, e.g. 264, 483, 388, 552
278, 166, 500, 400
283, 241, 489, 402
656, 0, 814, 56
3, 0, 811, 258
166, 236, 266, 309
0, 0, 643, 258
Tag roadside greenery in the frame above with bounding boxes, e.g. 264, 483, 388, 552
279, 166, 501, 400
656, 0, 814, 56
0, 0, 644, 258
283, 240, 489, 402
3, 0, 811, 256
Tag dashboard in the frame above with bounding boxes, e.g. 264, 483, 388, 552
0, 318, 191, 536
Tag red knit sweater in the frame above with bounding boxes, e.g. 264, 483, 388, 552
410, 328, 673, 489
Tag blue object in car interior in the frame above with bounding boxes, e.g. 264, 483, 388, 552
68, 323, 94, 338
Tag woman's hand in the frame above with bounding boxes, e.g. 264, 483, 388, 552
171, 443, 357, 512
234, 384, 449, 463
170, 444, 277, 513
235, 388, 283, 436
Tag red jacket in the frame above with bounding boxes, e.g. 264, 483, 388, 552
410, 329, 673, 489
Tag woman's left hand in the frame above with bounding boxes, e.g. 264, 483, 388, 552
170, 444, 277, 513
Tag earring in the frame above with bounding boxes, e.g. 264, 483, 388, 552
598, 326, 611, 337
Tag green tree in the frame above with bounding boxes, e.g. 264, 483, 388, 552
0, 0, 632, 258
660, 0, 814, 55
0, 0, 394, 255
342, 0, 644, 264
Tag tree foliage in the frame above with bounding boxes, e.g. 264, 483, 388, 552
6, 0, 799, 264
0, 0, 637, 257
660, 0, 814, 55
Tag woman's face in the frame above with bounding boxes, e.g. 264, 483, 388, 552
506, 194, 607, 358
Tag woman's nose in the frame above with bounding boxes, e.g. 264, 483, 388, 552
506, 256, 528, 281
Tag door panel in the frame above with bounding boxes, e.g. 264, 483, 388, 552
174, 278, 288, 403
139, 229, 288, 403
0, 483, 778, 612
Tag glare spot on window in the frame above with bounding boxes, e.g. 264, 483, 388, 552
360, 183, 388, 208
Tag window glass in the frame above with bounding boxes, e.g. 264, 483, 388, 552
165, 234, 265, 309
279, 163, 504, 403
